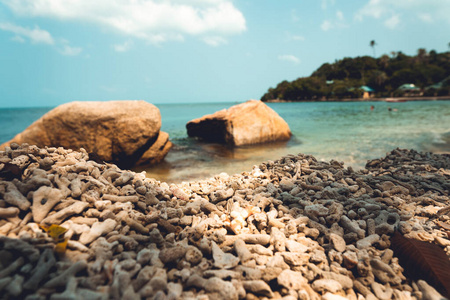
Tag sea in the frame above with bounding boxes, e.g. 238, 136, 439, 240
1, 100, 449, 183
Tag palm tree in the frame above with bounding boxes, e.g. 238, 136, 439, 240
374, 70, 388, 87
379, 54, 389, 69
370, 40, 377, 57
416, 48, 427, 64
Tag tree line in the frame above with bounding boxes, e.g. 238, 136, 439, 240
261, 49, 450, 101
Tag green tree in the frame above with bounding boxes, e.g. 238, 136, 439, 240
368, 70, 388, 89
379, 54, 390, 70
261, 49, 450, 101
429, 50, 438, 63
370, 40, 377, 57
416, 48, 428, 64
389, 69, 417, 89
416, 65, 445, 87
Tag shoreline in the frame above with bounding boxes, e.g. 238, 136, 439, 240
0, 144, 449, 299
1, 100, 449, 185
264, 96, 450, 103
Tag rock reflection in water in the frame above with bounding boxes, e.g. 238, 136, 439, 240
134, 138, 297, 183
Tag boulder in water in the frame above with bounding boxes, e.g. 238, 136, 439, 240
186, 100, 291, 146
0, 100, 171, 168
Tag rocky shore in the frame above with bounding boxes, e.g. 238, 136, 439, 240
0, 144, 449, 300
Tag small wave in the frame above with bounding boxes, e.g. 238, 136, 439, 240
423, 131, 450, 154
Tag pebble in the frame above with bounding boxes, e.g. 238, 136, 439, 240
312, 279, 343, 293
329, 233, 347, 252
0, 145, 448, 299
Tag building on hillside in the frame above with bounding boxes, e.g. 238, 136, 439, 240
425, 76, 450, 96
396, 83, 422, 96
347, 86, 375, 99
426, 83, 442, 90
360, 86, 375, 99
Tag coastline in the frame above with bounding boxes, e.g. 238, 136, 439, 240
264, 96, 450, 103
1, 100, 449, 185
1, 144, 449, 299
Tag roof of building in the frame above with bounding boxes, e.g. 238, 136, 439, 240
425, 83, 442, 90
398, 83, 420, 91
426, 76, 450, 90
360, 85, 374, 92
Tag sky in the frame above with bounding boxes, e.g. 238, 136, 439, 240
0, 0, 449, 108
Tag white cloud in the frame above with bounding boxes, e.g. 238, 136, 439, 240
321, 20, 332, 31
114, 40, 133, 52
291, 9, 300, 23
418, 13, 433, 23
0, 21, 82, 56
203, 36, 227, 47
356, 0, 450, 28
290, 34, 305, 41
11, 35, 25, 43
0, 22, 54, 44
2, 0, 246, 45
321, 0, 336, 10
384, 14, 400, 29
355, 0, 386, 20
278, 55, 300, 64
60, 44, 82, 56
321, 10, 347, 31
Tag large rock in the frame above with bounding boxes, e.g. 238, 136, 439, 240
186, 100, 291, 146
136, 131, 172, 166
0, 100, 172, 168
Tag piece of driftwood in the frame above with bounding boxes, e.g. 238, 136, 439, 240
390, 231, 450, 298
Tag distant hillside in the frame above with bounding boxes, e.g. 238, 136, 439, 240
261, 49, 450, 101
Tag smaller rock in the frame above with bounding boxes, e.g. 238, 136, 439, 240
312, 279, 343, 293
285, 239, 308, 253
322, 292, 348, 300
242, 280, 273, 298
356, 234, 380, 249
205, 277, 239, 300
277, 269, 307, 290
329, 233, 346, 252
212, 241, 239, 269
185, 246, 203, 266
342, 251, 358, 269
159, 245, 187, 264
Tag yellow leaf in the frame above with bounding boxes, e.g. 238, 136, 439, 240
39, 224, 50, 232
54, 238, 68, 253
39, 224, 69, 253
40, 224, 68, 239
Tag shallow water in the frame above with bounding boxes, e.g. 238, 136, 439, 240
1, 100, 449, 183
140, 100, 450, 183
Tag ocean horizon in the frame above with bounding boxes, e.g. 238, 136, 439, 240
1, 100, 449, 183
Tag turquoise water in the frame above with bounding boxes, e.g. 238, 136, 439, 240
1, 100, 449, 183
0, 107, 51, 144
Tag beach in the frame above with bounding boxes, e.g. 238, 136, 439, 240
2, 0, 449, 298
3, 100, 448, 184
144, 100, 450, 183
0, 143, 449, 299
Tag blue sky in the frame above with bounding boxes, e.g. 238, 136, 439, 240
0, 0, 449, 108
